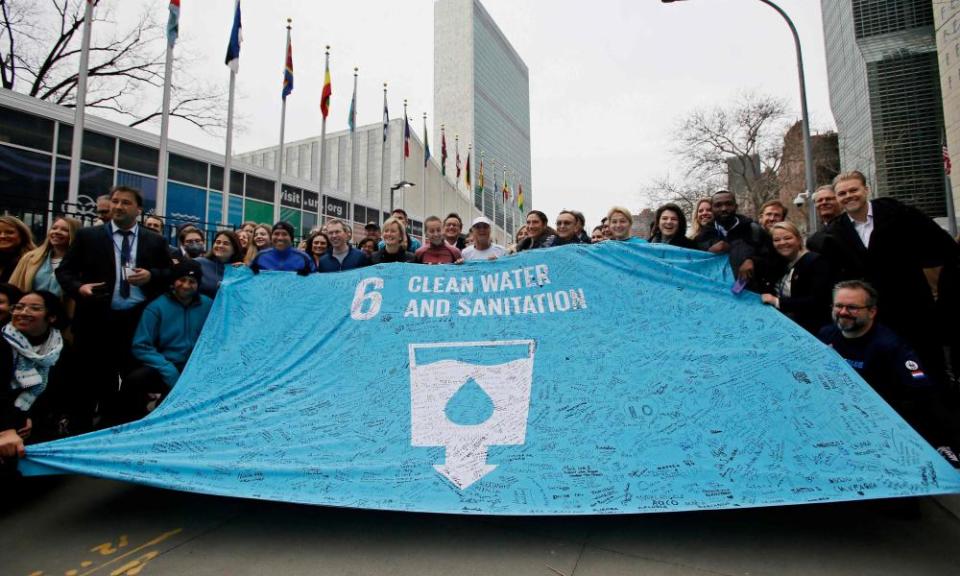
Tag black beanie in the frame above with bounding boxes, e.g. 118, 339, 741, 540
171, 259, 203, 282
272, 221, 295, 238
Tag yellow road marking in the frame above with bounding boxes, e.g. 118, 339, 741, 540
77, 530, 182, 576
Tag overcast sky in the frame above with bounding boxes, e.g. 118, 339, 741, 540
106, 0, 836, 228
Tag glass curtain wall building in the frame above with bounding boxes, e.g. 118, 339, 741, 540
821, 0, 947, 216
435, 0, 531, 236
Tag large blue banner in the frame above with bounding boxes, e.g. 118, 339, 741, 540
22, 241, 960, 514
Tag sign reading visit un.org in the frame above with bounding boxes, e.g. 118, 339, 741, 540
22, 241, 960, 514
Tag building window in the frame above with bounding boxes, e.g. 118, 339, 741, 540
0, 106, 54, 151
0, 145, 52, 209
169, 153, 208, 187
118, 140, 159, 176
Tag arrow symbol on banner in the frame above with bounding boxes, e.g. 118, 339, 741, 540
434, 444, 496, 490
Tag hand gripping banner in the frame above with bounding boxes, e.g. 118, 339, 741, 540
21, 241, 960, 514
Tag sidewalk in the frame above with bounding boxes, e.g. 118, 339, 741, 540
4, 475, 959, 576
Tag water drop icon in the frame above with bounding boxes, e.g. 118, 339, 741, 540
445, 378, 495, 426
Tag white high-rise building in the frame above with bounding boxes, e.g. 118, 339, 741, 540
435, 0, 531, 235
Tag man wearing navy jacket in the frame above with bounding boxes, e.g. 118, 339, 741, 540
317, 219, 370, 272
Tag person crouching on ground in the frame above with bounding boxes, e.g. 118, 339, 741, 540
125, 260, 212, 422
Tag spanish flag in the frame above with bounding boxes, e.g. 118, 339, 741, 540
320, 61, 332, 119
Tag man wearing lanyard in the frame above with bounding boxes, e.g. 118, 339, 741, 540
57, 186, 172, 430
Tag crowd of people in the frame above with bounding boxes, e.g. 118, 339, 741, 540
1, 168, 959, 476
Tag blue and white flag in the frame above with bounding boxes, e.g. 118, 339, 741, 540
167, 0, 180, 48
224, 0, 242, 73
21, 242, 960, 514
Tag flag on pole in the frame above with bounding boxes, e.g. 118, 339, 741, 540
382, 90, 389, 143
455, 138, 461, 180
320, 61, 332, 119
225, 1, 242, 73
441, 128, 447, 176
348, 80, 357, 133
282, 33, 294, 99
517, 181, 525, 212
478, 156, 485, 192
502, 170, 509, 203
423, 116, 431, 167
167, 0, 180, 47
403, 112, 411, 158
465, 151, 471, 188
944, 144, 952, 176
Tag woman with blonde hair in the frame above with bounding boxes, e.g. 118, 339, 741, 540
0, 216, 36, 283
371, 217, 415, 264
244, 224, 272, 264
9, 217, 81, 298
688, 198, 714, 241
760, 221, 833, 334
606, 206, 645, 243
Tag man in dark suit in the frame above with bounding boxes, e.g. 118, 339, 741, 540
820, 171, 959, 383
56, 186, 172, 429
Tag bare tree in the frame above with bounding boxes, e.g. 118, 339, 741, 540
673, 92, 790, 215
0, 0, 225, 133
639, 175, 722, 217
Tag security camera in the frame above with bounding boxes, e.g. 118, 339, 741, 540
793, 193, 807, 207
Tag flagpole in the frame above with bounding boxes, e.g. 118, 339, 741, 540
380, 82, 388, 226
480, 151, 486, 219
222, 70, 236, 226
318, 46, 330, 215
349, 67, 358, 229
402, 99, 408, 213
67, 0, 95, 210
222, 0, 241, 227
156, 1, 177, 219
422, 112, 428, 229
274, 19, 292, 224
440, 124, 445, 218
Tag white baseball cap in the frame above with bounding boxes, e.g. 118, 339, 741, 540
471, 216, 493, 227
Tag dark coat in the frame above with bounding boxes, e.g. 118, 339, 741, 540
0, 335, 18, 430
694, 215, 779, 293
317, 247, 371, 272
56, 224, 173, 335
818, 198, 959, 349
775, 251, 834, 335
370, 249, 416, 264
649, 233, 699, 250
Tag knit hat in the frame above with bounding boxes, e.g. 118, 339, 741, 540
272, 221, 295, 238
171, 259, 203, 282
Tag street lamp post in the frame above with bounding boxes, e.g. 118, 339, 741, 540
662, 0, 817, 232
390, 181, 415, 213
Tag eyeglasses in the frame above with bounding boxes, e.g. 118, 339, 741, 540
13, 303, 45, 312
832, 303, 872, 312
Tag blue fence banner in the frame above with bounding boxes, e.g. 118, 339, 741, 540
21, 241, 960, 514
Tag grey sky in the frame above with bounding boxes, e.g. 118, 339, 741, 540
110, 0, 835, 228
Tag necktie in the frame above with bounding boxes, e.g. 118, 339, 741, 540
119, 230, 132, 299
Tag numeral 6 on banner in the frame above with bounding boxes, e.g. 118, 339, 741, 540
351, 277, 384, 320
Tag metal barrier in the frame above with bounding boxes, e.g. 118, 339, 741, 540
0, 195, 235, 249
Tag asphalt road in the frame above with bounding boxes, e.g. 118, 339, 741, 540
3, 475, 960, 576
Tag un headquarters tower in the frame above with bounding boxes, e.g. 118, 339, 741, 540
434, 0, 532, 233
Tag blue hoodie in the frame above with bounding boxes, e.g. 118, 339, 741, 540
132, 292, 213, 388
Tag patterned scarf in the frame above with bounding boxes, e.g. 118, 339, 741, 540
3, 323, 63, 412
